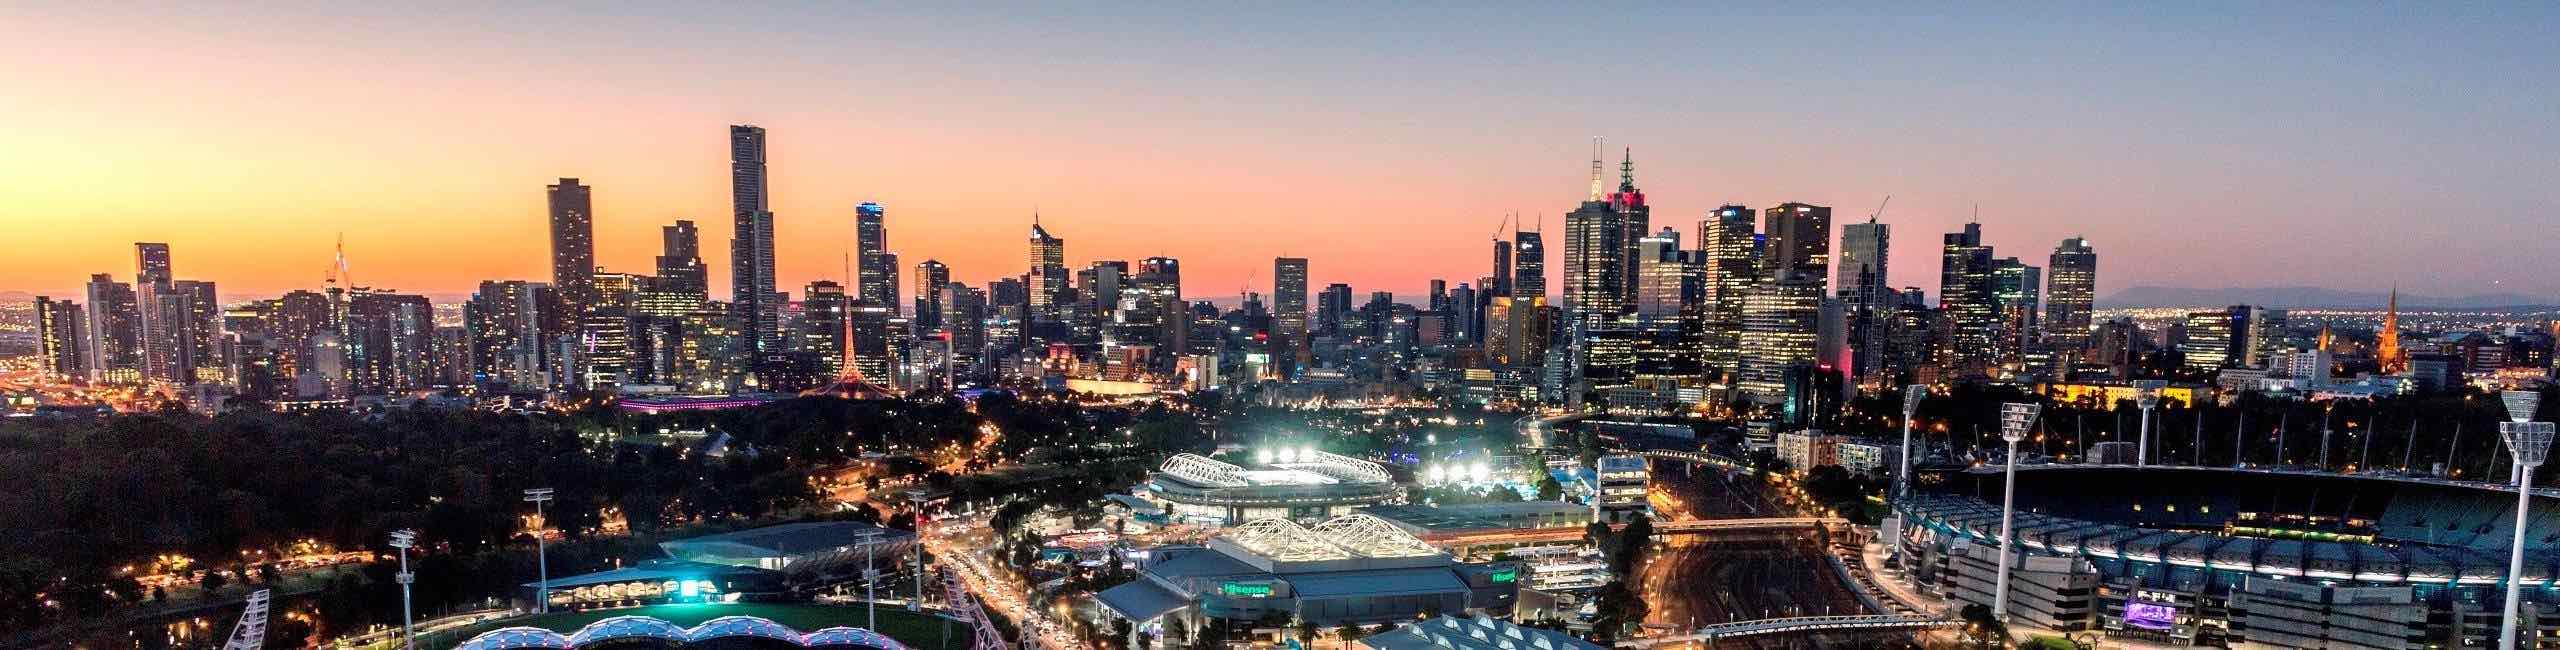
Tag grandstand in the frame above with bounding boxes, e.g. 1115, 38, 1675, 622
1894, 464, 2560, 647
1137, 450, 1400, 526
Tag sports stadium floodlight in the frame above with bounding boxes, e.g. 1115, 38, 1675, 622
523, 488, 554, 613
2133, 380, 2166, 466
2499, 390, 2551, 650
388, 530, 418, 650
1896, 385, 1927, 503
1992, 402, 2043, 624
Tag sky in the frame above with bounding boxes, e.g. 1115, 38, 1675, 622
2, 3, 2555, 304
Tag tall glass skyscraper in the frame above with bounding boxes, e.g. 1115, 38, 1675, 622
729, 125, 778, 357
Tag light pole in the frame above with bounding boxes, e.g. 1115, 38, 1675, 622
388, 529, 417, 650
1896, 385, 1927, 503
2133, 380, 2164, 466
859, 530, 885, 631
1992, 402, 2043, 624
2498, 390, 2551, 650
523, 488, 554, 613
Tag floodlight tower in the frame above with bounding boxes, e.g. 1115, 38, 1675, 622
2499, 390, 2551, 650
524, 487, 554, 613
388, 529, 418, 650
859, 530, 886, 631
2133, 380, 2165, 466
1896, 385, 1927, 503
1991, 402, 2043, 623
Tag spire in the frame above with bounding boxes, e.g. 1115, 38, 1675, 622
1587, 137, 1606, 201
2378, 286, 2406, 374
1618, 146, 1635, 191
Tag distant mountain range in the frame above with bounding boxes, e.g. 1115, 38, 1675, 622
2101, 286, 2552, 310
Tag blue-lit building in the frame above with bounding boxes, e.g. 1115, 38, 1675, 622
1096, 515, 1517, 635
524, 560, 783, 611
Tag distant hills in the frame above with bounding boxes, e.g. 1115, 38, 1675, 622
2101, 285, 2551, 310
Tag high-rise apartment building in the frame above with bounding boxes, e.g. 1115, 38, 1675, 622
1837, 218, 1890, 383
345, 291, 434, 395
1993, 257, 2043, 373
1028, 217, 1068, 322
913, 259, 950, 332
1939, 223, 1999, 379
729, 125, 780, 357
654, 220, 708, 306
465, 280, 553, 387
35, 296, 85, 380
800, 280, 848, 377
547, 178, 596, 328
83, 274, 140, 384
1700, 205, 1761, 376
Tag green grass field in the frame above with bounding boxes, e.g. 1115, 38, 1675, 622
420, 603, 972, 650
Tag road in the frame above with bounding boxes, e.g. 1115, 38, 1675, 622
1629, 457, 1911, 649
924, 515, 1087, 650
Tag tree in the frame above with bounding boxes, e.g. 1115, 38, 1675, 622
199, 569, 227, 594
1959, 603, 2009, 647
1535, 475, 1564, 501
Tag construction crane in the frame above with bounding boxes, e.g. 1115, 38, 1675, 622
221, 589, 271, 650
1868, 195, 1892, 223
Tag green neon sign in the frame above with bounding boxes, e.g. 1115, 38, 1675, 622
1490, 569, 1519, 583
1221, 582, 1274, 597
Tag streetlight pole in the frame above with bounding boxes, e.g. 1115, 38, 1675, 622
1992, 402, 2043, 624
2498, 390, 2551, 650
388, 530, 417, 650
523, 488, 554, 614
2133, 381, 2164, 466
1896, 385, 1927, 504
859, 530, 884, 631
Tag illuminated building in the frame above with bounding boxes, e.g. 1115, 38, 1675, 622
547, 178, 596, 333
2180, 306, 2251, 372
1838, 218, 1891, 384
651, 219, 707, 310
1138, 451, 1399, 525
1511, 230, 1545, 301
853, 202, 896, 313
728, 124, 780, 359
1562, 144, 1628, 329
35, 296, 85, 380
1762, 202, 1831, 282
1095, 514, 1515, 630
1607, 149, 1649, 310
345, 291, 434, 395
1027, 214, 1068, 323
1735, 270, 1824, 404
798, 280, 847, 376
2376, 287, 2406, 374
1939, 223, 1999, 380
1274, 257, 1309, 377
1994, 257, 2042, 373
911, 259, 948, 333
83, 273, 142, 384
1593, 454, 1649, 523
1482, 296, 1550, 374
2045, 237, 2097, 376
1699, 205, 1759, 376
466, 280, 554, 388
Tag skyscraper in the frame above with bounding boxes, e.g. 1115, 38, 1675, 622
2044, 237, 2097, 375
83, 273, 141, 384
35, 296, 85, 380
133, 242, 176, 382
1608, 150, 1650, 309
1563, 144, 1628, 328
1512, 230, 1546, 300
547, 178, 596, 327
1993, 257, 2043, 372
1028, 215, 1068, 322
1489, 238, 1513, 296
1763, 203, 1832, 282
1939, 222, 1998, 379
1735, 270, 1825, 405
1699, 205, 1761, 376
1274, 257, 1310, 376
1837, 218, 1890, 383
656, 220, 707, 300
913, 259, 950, 333
729, 125, 780, 357
855, 202, 896, 313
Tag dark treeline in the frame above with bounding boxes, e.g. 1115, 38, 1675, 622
0, 391, 1151, 637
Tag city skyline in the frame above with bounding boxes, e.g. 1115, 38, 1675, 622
6, 5, 2557, 300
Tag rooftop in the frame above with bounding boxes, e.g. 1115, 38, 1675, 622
1357, 615, 1602, 650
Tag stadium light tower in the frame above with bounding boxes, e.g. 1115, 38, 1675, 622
1992, 402, 2043, 623
2499, 390, 2551, 650
2133, 380, 2165, 466
388, 529, 418, 650
858, 530, 885, 631
1896, 385, 1927, 503
524, 487, 554, 613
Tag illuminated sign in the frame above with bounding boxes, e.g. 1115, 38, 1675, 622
1220, 582, 1274, 598
1490, 569, 1519, 583
2124, 601, 2177, 631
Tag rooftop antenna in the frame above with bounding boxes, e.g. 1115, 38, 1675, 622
1587, 137, 1606, 201
1971, 203, 1981, 224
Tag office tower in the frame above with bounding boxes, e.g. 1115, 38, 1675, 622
35, 297, 85, 380
652, 219, 709, 309
1563, 144, 1629, 328
1028, 216, 1068, 322
1428, 279, 1448, 312
1082, 260, 1127, 318
943, 282, 987, 372
587, 272, 639, 388
1113, 257, 1184, 369
345, 291, 433, 395
729, 125, 780, 356
1609, 150, 1650, 309
1700, 205, 1761, 376
547, 178, 596, 326
465, 280, 553, 387
801, 280, 849, 376
1735, 270, 1826, 406
1993, 257, 2042, 372
2044, 237, 2097, 375
2180, 306, 2252, 372
914, 259, 950, 332
1273, 257, 1310, 376
1448, 283, 1478, 344
847, 300, 895, 383
1484, 296, 1552, 371
1763, 203, 1832, 282
83, 275, 138, 384
1489, 239, 1513, 296
1317, 283, 1354, 337
1837, 218, 1890, 384
1512, 231, 1546, 300
1632, 227, 1687, 324
1883, 290, 1939, 385
1939, 223, 1999, 379
853, 202, 897, 312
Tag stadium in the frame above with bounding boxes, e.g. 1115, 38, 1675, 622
1095, 514, 1518, 632
1135, 450, 1400, 526
1893, 464, 2560, 647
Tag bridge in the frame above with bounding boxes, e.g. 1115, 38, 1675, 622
1613, 614, 1954, 647
1635, 449, 1746, 471
1423, 517, 1835, 552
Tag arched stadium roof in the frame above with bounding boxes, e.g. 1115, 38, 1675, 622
452, 616, 918, 650
1223, 514, 1442, 562
1162, 453, 1251, 488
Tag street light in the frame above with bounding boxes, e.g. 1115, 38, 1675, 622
2498, 390, 2551, 650
1896, 385, 1927, 504
2133, 380, 2165, 466
388, 529, 417, 650
857, 530, 886, 631
1991, 402, 2043, 624
523, 488, 554, 614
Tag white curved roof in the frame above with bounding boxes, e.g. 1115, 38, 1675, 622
1296, 450, 1392, 484
568, 616, 688, 646
1162, 453, 1251, 488
453, 627, 572, 650
1310, 514, 1441, 558
1223, 515, 1440, 561
1229, 518, 1350, 561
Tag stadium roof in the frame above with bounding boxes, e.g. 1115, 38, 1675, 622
523, 560, 775, 589
660, 522, 914, 561
1095, 581, 1190, 622
1357, 615, 1602, 650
